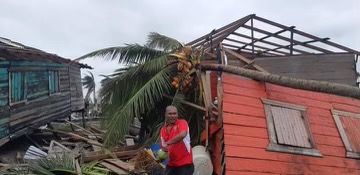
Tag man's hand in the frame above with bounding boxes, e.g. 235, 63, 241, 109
161, 146, 168, 152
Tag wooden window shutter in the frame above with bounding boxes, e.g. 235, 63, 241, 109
340, 116, 360, 153
271, 106, 312, 148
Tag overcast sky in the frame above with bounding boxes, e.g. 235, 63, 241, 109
1, 0, 359, 92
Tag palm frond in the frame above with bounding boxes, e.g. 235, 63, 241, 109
103, 64, 177, 147
75, 44, 165, 65
99, 55, 170, 110
146, 32, 183, 51
82, 71, 95, 100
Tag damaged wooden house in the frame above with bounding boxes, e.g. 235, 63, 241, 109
0, 37, 91, 147
189, 14, 360, 174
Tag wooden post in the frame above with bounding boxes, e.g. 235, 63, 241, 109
290, 31, 294, 55
251, 17, 254, 58
82, 111, 86, 128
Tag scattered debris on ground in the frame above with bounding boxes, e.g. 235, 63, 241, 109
0, 121, 165, 175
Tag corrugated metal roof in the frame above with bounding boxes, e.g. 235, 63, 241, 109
0, 37, 92, 69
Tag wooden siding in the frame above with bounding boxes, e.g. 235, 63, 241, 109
69, 64, 84, 111
0, 66, 9, 139
9, 92, 71, 133
222, 73, 360, 175
0, 68, 8, 106
252, 54, 357, 86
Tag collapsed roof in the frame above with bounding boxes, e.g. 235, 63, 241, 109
187, 14, 360, 58
0, 37, 92, 69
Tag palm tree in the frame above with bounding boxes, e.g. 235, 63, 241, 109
82, 71, 97, 113
77, 33, 204, 147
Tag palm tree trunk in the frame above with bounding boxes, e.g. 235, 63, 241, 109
200, 64, 360, 99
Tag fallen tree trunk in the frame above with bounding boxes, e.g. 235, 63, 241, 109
200, 64, 360, 99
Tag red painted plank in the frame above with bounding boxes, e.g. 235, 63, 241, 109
317, 144, 346, 157
267, 91, 333, 109
332, 103, 360, 114
225, 145, 277, 161
313, 134, 344, 147
224, 113, 267, 128
265, 83, 331, 102
308, 115, 335, 128
329, 94, 360, 108
224, 134, 268, 148
226, 157, 360, 174
310, 125, 340, 137
223, 74, 265, 91
223, 102, 265, 117
223, 93, 264, 108
307, 107, 332, 118
224, 124, 268, 139
227, 171, 280, 175
276, 153, 360, 169
224, 84, 267, 98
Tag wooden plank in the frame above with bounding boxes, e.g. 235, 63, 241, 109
222, 74, 265, 91
227, 171, 280, 175
224, 113, 266, 128
224, 84, 267, 98
332, 114, 353, 152
223, 93, 264, 109
266, 91, 332, 110
314, 134, 344, 147
223, 101, 265, 117
226, 145, 277, 161
263, 105, 277, 144
261, 98, 306, 111
223, 48, 268, 72
104, 159, 135, 172
100, 162, 128, 175
225, 134, 268, 148
224, 124, 268, 139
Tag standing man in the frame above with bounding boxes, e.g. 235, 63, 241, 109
160, 106, 194, 175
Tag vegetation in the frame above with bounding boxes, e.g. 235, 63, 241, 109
77, 33, 205, 147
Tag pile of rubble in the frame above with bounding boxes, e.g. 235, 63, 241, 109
0, 121, 165, 175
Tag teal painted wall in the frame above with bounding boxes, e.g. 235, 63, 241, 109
0, 66, 9, 139
0, 68, 8, 106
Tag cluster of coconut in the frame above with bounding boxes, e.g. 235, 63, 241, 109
169, 46, 201, 91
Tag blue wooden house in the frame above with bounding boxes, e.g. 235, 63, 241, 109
0, 37, 91, 146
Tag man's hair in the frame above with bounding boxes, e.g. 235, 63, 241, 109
166, 105, 177, 112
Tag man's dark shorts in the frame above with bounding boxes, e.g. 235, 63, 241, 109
165, 164, 194, 175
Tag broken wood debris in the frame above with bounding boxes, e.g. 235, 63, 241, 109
0, 123, 166, 175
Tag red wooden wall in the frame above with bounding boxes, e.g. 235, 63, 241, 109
222, 73, 360, 175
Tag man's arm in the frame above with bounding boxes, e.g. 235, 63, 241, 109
166, 131, 187, 145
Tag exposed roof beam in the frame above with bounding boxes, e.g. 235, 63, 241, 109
187, 14, 254, 48
253, 15, 360, 54
231, 32, 310, 54
223, 47, 268, 72
242, 25, 334, 54
261, 38, 330, 54
240, 26, 295, 50
224, 38, 289, 55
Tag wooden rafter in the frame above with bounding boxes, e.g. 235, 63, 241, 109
253, 15, 360, 54
242, 25, 334, 54
240, 26, 295, 50
231, 32, 310, 54
261, 37, 330, 54
224, 38, 289, 55
223, 48, 268, 72
188, 14, 254, 48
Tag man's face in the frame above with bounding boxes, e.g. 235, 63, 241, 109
165, 108, 178, 124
